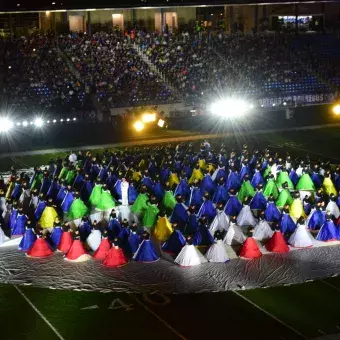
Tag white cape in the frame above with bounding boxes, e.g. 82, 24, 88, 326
210, 210, 229, 235
205, 240, 230, 263
87, 230, 102, 251
288, 223, 314, 248
326, 201, 340, 219
253, 220, 274, 241
175, 244, 207, 266
0, 226, 10, 245
237, 205, 257, 227
223, 223, 246, 246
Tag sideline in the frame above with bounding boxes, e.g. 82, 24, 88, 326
134, 296, 188, 340
1, 123, 340, 159
232, 290, 307, 340
320, 279, 340, 293
14, 284, 66, 340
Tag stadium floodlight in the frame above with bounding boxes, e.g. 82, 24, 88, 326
47, 120, 50, 123
34, 118, 44, 127
73, 117, 76, 121
16, 122, 21, 126
332, 104, 340, 115
60, 119, 64, 122
133, 120, 144, 132
141, 113, 156, 123
22, 120, 28, 127
0, 117, 14, 133
53, 119, 57, 123
158, 119, 165, 128
66, 118, 70, 122
30, 121, 33, 125
210, 98, 251, 118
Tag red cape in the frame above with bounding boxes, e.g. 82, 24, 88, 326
239, 237, 262, 259
58, 232, 73, 253
27, 238, 53, 258
93, 238, 111, 260
103, 246, 127, 268
266, 231, 289, 253
336, 216, 340, 226
66, 240, 87, 260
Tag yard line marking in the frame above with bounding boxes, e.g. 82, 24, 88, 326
134, 296, 187, 340
321, 279, 340, 293
336, 326, 340, 330
14, 285, 66, 340
232, 291, 307, 340
318, 329, 326, 335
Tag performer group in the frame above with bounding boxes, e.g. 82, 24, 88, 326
0, 140, 340, 267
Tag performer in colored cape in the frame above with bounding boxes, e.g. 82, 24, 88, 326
237, 197, 257, 227
103, 238, 128, 268
67, 192, 89, 220
12, 207, 27, 235
193, 216, 214, 247
39, 198, 59, 230
264, 195, 281, 222
198, 192, 216, 222
223, 216, 246, 246
280, 205, 297, 234
266, 224, 289, 253
50, 218, 63, 247
175, 236, 207, 267
87, 221, 102, 251
288, 217, 314, 248
133, 233, 159, 263
58, 223, 74, 253
239, 229, 262, 259
205, 230, 230, 263
27, 232, 53, 258
19, 220, 36, 251
162, 222, 186, 255
210, 202, 229, 235
93, 230, 111, 260
65, 231, 91, 262
153, 212, 173, 242
224, 189, 242, 216
316, 213, 338, 242
253, 211, 274, 242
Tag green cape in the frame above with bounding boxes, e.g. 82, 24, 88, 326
67, 198, 89, 220
263, 178, 279, 200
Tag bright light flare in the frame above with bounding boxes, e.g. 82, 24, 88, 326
333, 104, 340, 115
210, 99, 252, 118
0, 117, 14, 133
23, 121, 28, 127
133, 121, 144, 132
158, 119, 165, 128
34, 118, 44, 127
141, 113, 156, 123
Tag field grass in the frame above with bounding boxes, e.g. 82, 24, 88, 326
1, 277, 340, 340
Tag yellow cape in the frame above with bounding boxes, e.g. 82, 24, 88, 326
169, 173, 179, 188
206, 163, 215, 173
188, 168, 204, 184
132, 171, 142, 182
198, 159, 206, 170
153, 216, 173, 242
289, 198, 306, 220
322, 178, 337, 196
5, 182, 14, 199
39, 206, 58, 229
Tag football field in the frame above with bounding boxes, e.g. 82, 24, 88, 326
1, 124, 340, 340
1, 277, 340, 340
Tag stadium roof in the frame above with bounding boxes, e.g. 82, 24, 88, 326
0, 0, 334, 12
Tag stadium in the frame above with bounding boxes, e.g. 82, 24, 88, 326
1, 1, 340, 340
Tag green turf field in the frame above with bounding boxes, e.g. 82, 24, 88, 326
1, 277, 340, 340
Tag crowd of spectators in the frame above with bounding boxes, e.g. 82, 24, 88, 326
0, 29, 337, 115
